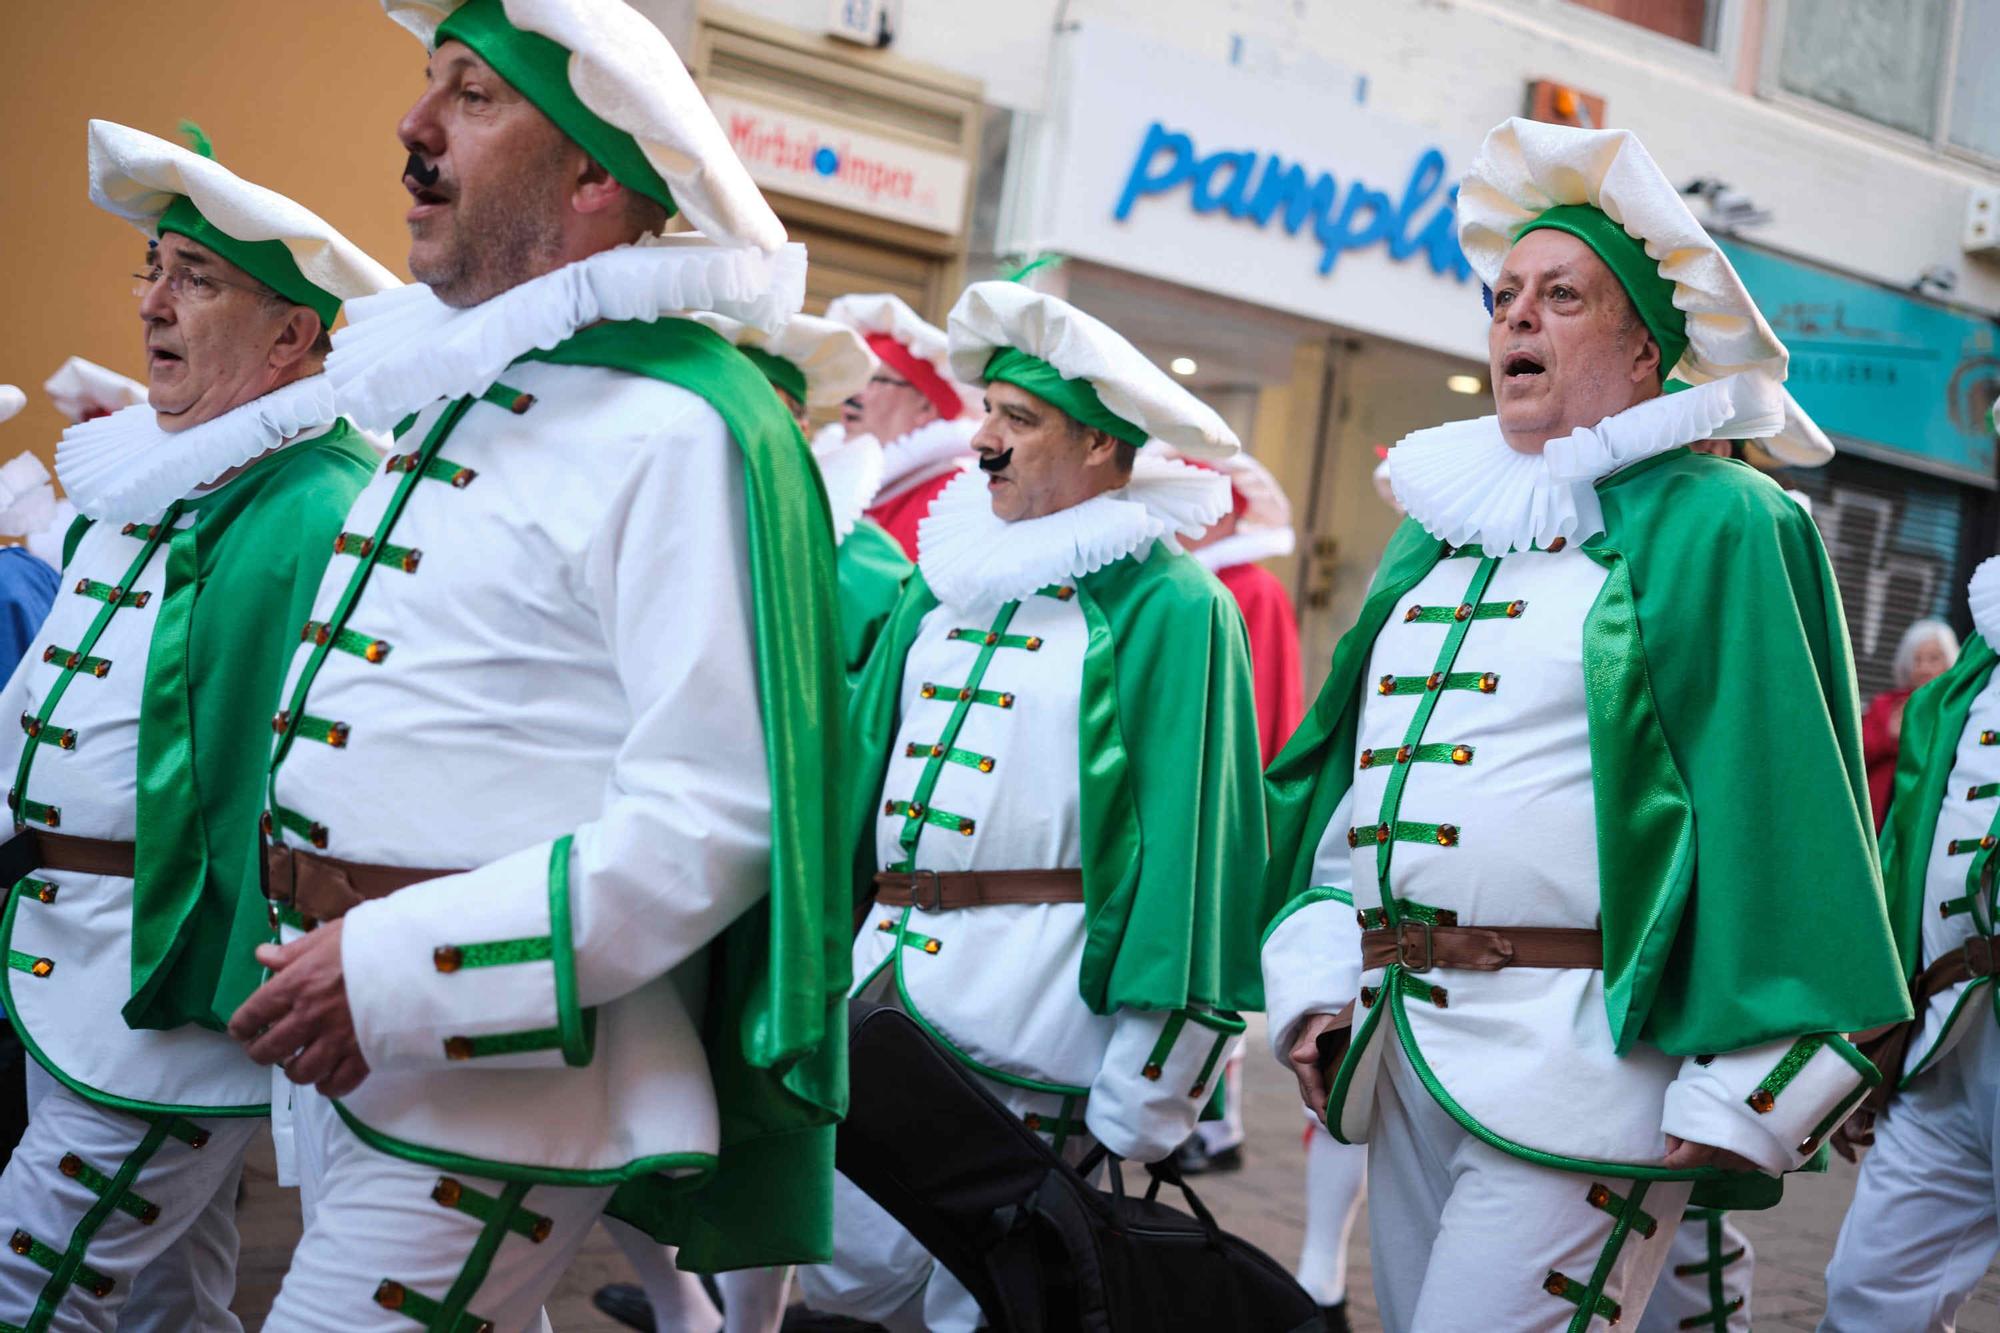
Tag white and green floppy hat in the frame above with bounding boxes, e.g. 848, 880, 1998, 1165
382, 0, 785, 252
689, 313, 877, 409
89, 120, 397, 326
946, 280, 1240, 461
1457, 117, 1787, 388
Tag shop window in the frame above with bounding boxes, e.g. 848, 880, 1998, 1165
1565, 0, 1717, 46
1775, 0, 1997, 162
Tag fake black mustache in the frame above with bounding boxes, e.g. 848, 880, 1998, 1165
978, 449, 1014, 474
404, 153, 443, 189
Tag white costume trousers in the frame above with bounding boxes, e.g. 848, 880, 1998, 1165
0, 1073, 257, 1333
263, 1085, 609, 1333
1369, 1040, 1690, 1332
1297, 1119, 1366, 1307
1821, 1014, 2000, 1331
1637, 1210, 1751, 1332
602, 1219, 791, 1333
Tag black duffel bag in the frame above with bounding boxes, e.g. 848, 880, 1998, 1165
838, 999, 1320, 1332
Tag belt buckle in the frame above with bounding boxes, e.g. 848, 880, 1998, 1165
1398, 919, 1435, 974
910, 868, 944, 913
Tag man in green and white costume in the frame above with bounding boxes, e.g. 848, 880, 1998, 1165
0, 119, 391, 1331
796, 279, 1269, 1331
222, 2, 849, 1329
1260, 117, 1909, 1332
694, 311, 912, 675
1821, 553, 2000, 1328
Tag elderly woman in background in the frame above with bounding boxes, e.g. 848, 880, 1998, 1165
1865, 618, 1962, 830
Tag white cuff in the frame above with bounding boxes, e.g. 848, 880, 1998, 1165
1660, 1035, 1872, 1176
1260, 893, 1363, 1064
1086, 1008, 1244, 1163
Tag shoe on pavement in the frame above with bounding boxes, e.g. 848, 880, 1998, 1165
592, 1283, 656, 1332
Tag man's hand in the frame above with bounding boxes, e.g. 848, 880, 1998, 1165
1285, 1004, 1356, 1118
227, 922, 370, 1098
1660, 1135, 1761, 1174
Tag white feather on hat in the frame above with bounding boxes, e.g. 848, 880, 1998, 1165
383, 0, 786, 253
88, 120, 398, 308
687, 313, 877, 408
1456, 117, 1787, 386
946, 281, 1240, 461
43, 358, 146, 425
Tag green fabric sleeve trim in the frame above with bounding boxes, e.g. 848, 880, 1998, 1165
1901, 976, 1992, 1086
435, 0, 677, 212
1748, 1034, 1827, 1110
436, 937, 554, 971
1189, 1027, 1231, 1097
1515, 204, 1688, 379
546, 835, 592, 1068
1259, 886, 1355, 948
157, 194, 340, 327
1322, 983, 1389, 1143
738, 347, 808, 408
982, 346, 1147, 446
1142, 1011, 1189, 1077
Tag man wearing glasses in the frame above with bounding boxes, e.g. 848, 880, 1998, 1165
828, 293, 978, 559
0, 119, 391, 1330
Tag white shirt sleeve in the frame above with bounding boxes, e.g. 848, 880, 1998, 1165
1260, 785, 1363, 1064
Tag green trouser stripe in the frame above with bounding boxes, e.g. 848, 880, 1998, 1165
59, 1156, 159, 1225
884, 801, 975, 837
7, 952, 51, 979
1750, 1034, 1827, 1109
897, 602, 1019, 865
1369, 557, 1498, 931
26, 1118, 173, 1325
268, 398, 474, 843
430, 1178, 530, 1330
1941, 893, 1978, 919
1047, 1095, 1081, 1156
446, 1028, 563, 1060
1562, 1177, 1650, 1332
1144, 1011, 1189, 1076
444, 937, 554, 969
1971, 783, 2000, 800
432, 1177, 551, 1244
1377, 670, 1499, 696
1189, 1027, 1231, 1097
372, 1280, 490, 1332
302, 622, 393, 664
946, 628, 1043, 651
1586, 1182, 1658, 1238
1401, 599, 1525, 623
1673, 1208, 1739, 1330
9, 1234, 65, 1275
15, 509, 179, 836
292, 715, 349, 747
37, 649, 108, 679
1544, 1271, 1620, 1326
14, 880, 55, 906
903, 742, 995, 773
271, 804, 325, 848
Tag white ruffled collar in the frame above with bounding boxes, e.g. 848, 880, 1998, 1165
1386, 373, 1784, 554
327, 235, 807, 432
1970, 556, 2000, 645
1191, 524, 1296, 573
917, 453, 1232, 609
55, 374, 337, 523
811, 425, 884, 545
875, 417, 977, 501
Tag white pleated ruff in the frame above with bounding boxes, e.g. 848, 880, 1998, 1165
55, 374, 336, 523
875, 417, 979, 500
1970, 555, 2000, 644
327, 236, 807, 433
916, 453, 1231, 610
812, 426, 884, 546
1385, 372, 1784, 554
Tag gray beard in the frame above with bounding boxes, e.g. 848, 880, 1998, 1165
413, 176, 567, 310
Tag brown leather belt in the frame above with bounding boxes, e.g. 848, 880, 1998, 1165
1847, 934, 1999, 1138
10, 830, 136, 879
1361, 921, 1604, 972
873, 869, 1086, 912
263, 843, 457, 929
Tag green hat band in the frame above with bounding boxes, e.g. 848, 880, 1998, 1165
437, 0, 677, 215
982, 347, 1147, 447
740, 346, 807, 407
157, 195, 341, 327
1514, 204, 1688, 380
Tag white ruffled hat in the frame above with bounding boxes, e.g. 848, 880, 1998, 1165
0, 387, 23, 427
89, 120, 397, 325
1668, 376, 1832, 468
382, 0, 785, 253
43, 358, 146, 425
1457, 117, 1787, 387
825, 292, 974, 419
947, 281, 1240, 461
688, 313, 876, 408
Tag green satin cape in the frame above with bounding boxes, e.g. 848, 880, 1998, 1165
1877, 633, 2000, 979
127, 423, 377, 1036
1266, 449, 1909, 1057
849, 545, 1272, 1015
836, 518, 912, 676
518, 317, 851, 1271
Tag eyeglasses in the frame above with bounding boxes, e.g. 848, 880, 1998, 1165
868, 373, 917, 393
132, 264, 265, 303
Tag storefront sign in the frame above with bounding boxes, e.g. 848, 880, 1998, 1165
710, 91, 969, 234
1009, 25, 1488, 361
1724, 241, 2000, 486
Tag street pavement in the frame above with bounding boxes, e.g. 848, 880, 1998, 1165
231, 1015, 2000, 1329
